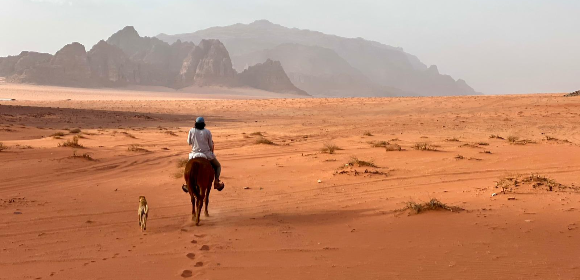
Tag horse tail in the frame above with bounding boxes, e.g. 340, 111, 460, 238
189, 161, 202, 200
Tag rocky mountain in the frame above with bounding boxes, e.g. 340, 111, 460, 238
239, 59, 308, 95
157, 20, 477, 97
0, 26, 308, 96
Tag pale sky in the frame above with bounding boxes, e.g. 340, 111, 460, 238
1, 0, 578, 94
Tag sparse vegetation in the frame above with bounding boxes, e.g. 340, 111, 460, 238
455, 154, 464, 160
51, 132, 65, 137
58, 136, 83, 148
481, 150, 492, 154
385, 143, 402, 151
121, 132, 137, 139
255, 137, 275, 145
489, 134, 505, 140
250, 132, 264, 136
477, 142, 489, 146
0, 142, 6, 152
413, 142, 438, 151
165, 131, 178, 136
446, 137, 460, 142
71, 150, 94, 161
496, 173, 577, 193
400, 199, 464, 214
127, 144, 149, 152
363, 131, 373, 136
390, 138, 400, 141
321, 142, 342, 154
368, 140, 388, 148
348, 157, 377, 167
507, 136, 519, 143
69, 128, 81, 134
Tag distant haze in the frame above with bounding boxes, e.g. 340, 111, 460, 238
1, 0, 578, 95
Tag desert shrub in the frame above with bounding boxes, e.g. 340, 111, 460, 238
385, 144, 402, 151
69, 128, 81, 134
477, 142, 489, 146
455, 154, 464, 159
402, 199, 464, 214
250, 132, 264, 136
321, 142, 342, 154
51, 132, 65, 137
489, 134, 505, 140
255, 137, 275, 145
413, 142, 438, 151
507, 136, 519, 143
59, 136, 83, 148
165, 131, 178, 136
0, 142, 6, 152
363, 131, 373, 136
446, 137, 460, 142
348, 157, 377, 167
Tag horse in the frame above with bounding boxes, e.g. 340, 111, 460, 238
183, 157, 214, 226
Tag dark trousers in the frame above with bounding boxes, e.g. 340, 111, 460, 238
209, 158, 221, 182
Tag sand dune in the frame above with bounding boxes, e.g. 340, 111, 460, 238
1, 87, 580, 279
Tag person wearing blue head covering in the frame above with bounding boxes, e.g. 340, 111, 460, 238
187, 116, 225, 191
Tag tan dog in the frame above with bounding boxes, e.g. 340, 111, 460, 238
138, 196, 149, 231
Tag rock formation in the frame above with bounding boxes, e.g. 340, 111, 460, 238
0, 26, 308, 95
239, 59, 308, 95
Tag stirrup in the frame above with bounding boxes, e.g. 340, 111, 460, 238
181, 184, 188, 193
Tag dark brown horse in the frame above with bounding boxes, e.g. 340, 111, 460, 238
183, 158, 214, 225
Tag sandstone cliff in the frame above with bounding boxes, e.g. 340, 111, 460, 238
239, 59, 308, 96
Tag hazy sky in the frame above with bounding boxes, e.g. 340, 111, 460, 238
1, 0, 578, 94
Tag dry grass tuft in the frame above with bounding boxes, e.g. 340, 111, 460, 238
165, 131, 178, 136
58, 136, 83, 148
121, 132, 137, 139
250, 132, 264, 136
69, 128, 81, 134
51, 132, 65, 137
127, 144, 149, 152
413, 142, 438, 151
477, 142, 489, 146
348, 157, 377, 167
0, 142, 6, 152
496, 173, 576, 193
321, 142, 342, 154
401, 199, 464, 214
368, 140, 389, 148
385, 143, 402, 151
489, 134, 505, 140
455, 154, 465, 160
255, 137, 275, 145
71, 150, 94, 161
446, 137, 460, 142
363, 131, 373, 136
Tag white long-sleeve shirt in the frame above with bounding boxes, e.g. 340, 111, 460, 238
187, 128, 215, 160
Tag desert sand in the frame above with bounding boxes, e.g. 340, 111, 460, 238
1, 83, 580, 280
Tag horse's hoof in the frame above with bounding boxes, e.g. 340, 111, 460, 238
204, 213, 209, 217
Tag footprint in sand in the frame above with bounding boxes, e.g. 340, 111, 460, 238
190, 239, 197, 244
186, 253, 195, 259
200, 245, 209, 251
194, 234, 206, 238
181, 270, 193, 278
194, 262, 204, 267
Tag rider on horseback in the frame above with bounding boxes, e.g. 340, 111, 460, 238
187, 117, 225, 191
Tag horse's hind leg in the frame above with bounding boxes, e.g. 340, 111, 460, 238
195, 193, 204, 226
190, 193, 196, 221
204, 187, 211, 217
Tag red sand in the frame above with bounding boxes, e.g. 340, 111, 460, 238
1, 84, 580, 279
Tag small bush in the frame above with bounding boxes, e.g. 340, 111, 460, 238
165, 131, 178, 136
385, 144, 402, 151
69, 128, 81, 134
348, 157, 377, 168
363, 131, 373, 136
507, 136, 519, 143
477, 142, 489, 146
489, 134, 505, 140
446, 137, 460, 142
413, 142, 438, 151
401, 199, 464, 214
321, 142, 342, 154
59, 136, 83, 148
250, 132, 264, 136
455, 154, 464, 160
51, 132, 65, 137
255, 137, 275, 145
0, 142, 6, 152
